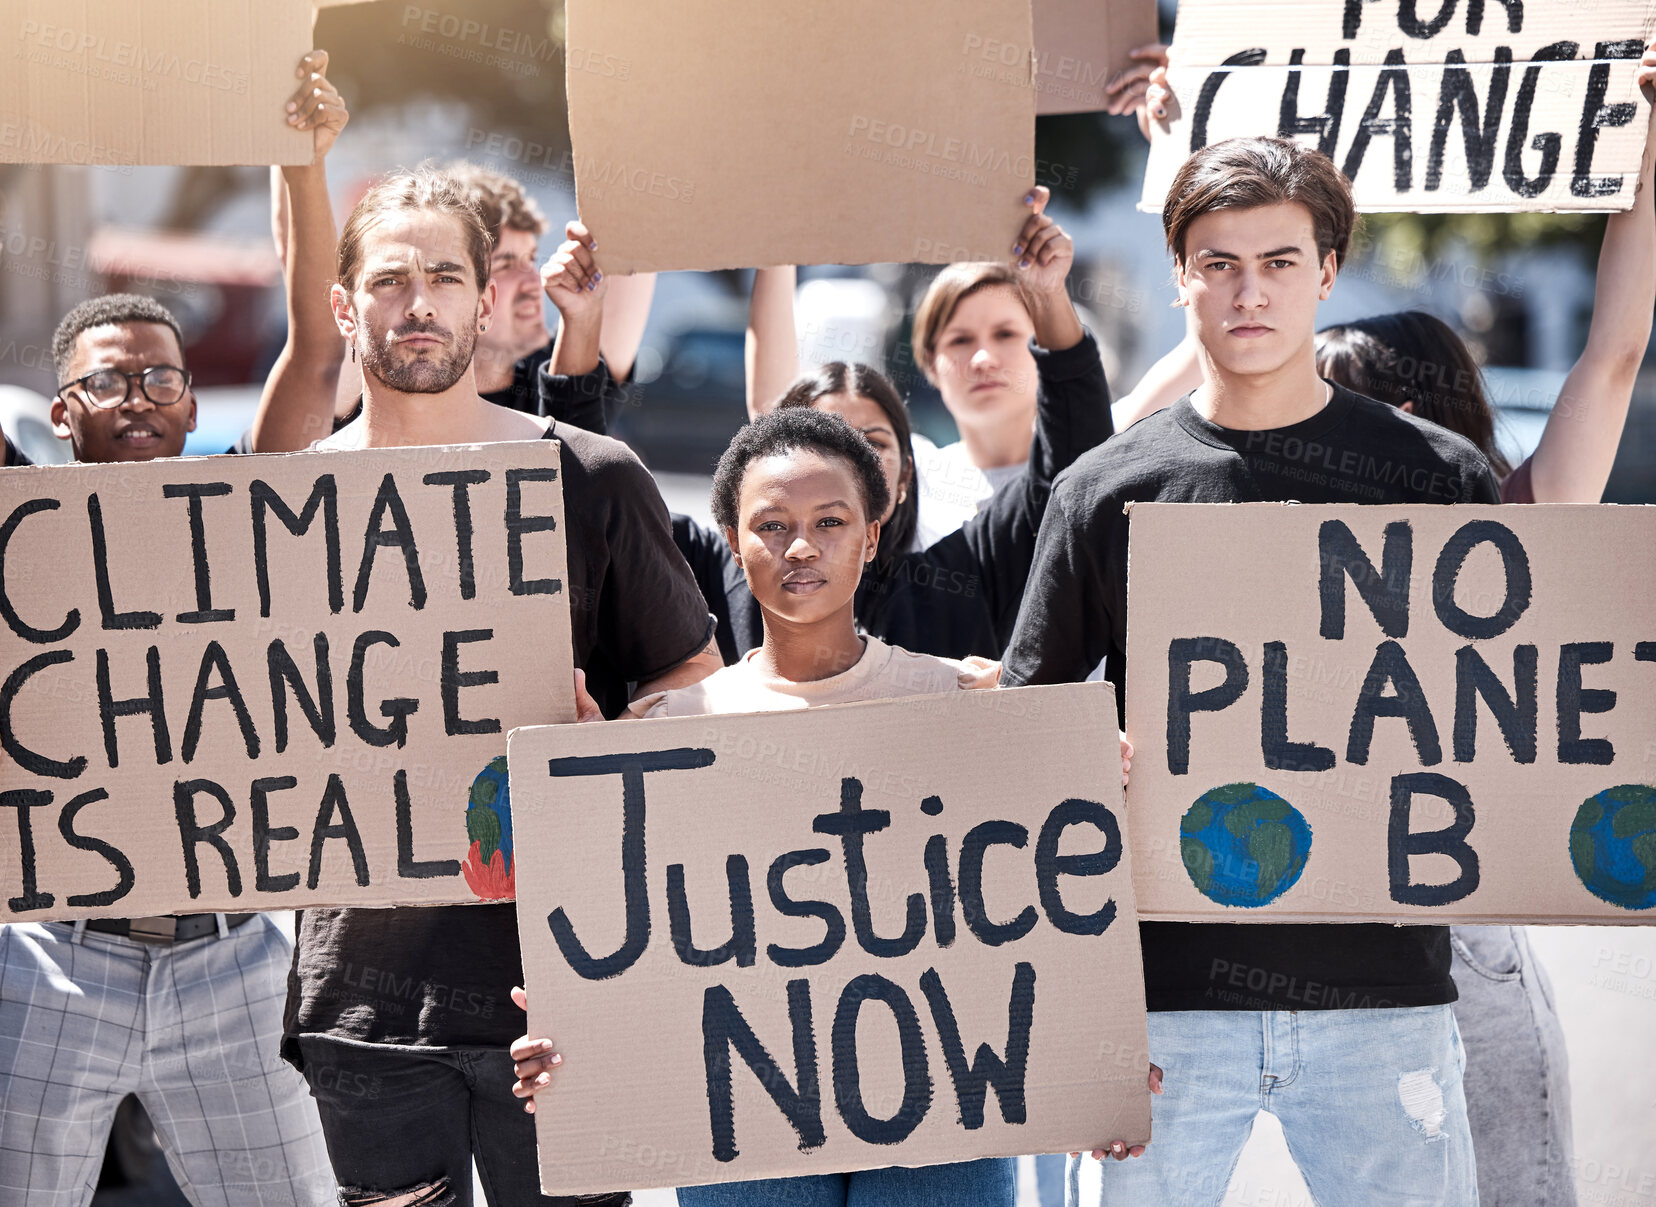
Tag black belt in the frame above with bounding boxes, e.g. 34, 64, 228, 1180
83, 914, 255, 944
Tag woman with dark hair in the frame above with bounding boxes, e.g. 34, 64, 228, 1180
1311, 70, 1656, 1207
543, 185, 1114, 662
508, 408, 1149, 1207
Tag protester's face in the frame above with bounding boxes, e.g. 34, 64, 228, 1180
929, 285, 1038, 430
484, 226, 547, 363
728, 450, 878, 629
338, 209, 494, 394
1176, 202, 1336, 382
50, 321, 196, 463
809, 392, 906, 523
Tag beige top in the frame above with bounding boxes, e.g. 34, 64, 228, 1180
628, 635, 992, 718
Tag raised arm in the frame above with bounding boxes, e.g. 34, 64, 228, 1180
1112, 322, 1202, 431
250, 51, 349, 453
1523, 55, 1656, 502
746, 265, 799, 418
597, 271, 656, 383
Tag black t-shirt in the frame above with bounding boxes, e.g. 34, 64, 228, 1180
284, 422, 716, 1055
1002, 384, 1501, 1013
546, 332, 1115, 664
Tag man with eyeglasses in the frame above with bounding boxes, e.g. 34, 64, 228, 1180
0, 300, 338, 1204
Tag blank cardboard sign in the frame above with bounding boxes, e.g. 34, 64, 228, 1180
0, 0, 313, 166
509, 684, 1149, 1194
1139, 0, 1656, 212
0, 443, 574, 920
565, 0, 1037, 273
1032, 0, 1161, 114
1125, 503, 1656, 925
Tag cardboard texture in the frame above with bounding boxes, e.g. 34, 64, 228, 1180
509, 684, 1150, 1194
1, 0, 314, 166
1140, 0, 1656, 212
1032, 0, 1161, 114
1124, 503, 1656, 924
0, 443, 575, 921
564, 0, 1037, 273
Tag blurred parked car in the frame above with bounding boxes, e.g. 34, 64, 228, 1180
611, 327, 748, 475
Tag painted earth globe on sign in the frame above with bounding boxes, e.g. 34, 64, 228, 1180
462, 755, 516, 901
1180, 783, 1313, 908
1569, 784, 1656, 912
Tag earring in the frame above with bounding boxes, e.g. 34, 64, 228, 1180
350, 342, 356, 363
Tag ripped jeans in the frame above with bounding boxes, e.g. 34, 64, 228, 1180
1070, 1007, 1477, 1207
297, 1037, 627, 1207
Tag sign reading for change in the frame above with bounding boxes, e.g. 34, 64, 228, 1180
1126, 503, 1656, 924
509, 684, 1149, 1194
1141, 0, 1656, 211
0, 443, 574, 921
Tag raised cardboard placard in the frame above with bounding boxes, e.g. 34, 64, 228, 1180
0, 0, 314, 166
564, 0, 1037, 272
1032, 0, 1161, 115
0, 443, 574, 920
509, 684, 1150, 1194
1140, 0, 1656, 212
1125, 503, 1656, 924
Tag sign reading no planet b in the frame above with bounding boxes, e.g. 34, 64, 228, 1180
0, 444, 574, 921
1142, 0, 1656, 211
509, 684, 1149, 1194
1126, 503, 1656, 924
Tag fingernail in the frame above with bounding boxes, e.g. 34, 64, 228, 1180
551, 1053, 562, 1064
536, 1072, 550, 1086
1023, 192, 1035, 204
1012, 243, 1023, 255
286, 101, 297, 112
1019, 258, 1031, 269
593, 271, 603, 283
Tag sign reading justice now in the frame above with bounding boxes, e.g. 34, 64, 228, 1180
1141, 0, 1656, 211
1126, 503, 1656, 924
510, 685, 1149, 1194
0, 444, 574, 921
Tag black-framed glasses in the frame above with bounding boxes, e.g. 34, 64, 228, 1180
57, 365, 191, 410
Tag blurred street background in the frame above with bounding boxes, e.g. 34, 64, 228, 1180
3, 2, 1647, 1204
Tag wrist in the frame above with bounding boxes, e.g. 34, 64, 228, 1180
1026, 287, 1082, 350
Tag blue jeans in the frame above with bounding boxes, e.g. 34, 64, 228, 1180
1069, 1007, 1477, 1207
676, 1157, 1015, 1207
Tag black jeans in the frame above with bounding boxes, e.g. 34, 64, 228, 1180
298, 1036, 629, 1207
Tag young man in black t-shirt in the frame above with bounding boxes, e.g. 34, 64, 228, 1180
282, 166, 718, 1207
1003, 138, 1494, 1206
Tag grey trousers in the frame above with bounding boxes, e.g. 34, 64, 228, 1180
1452, 925, 1577, 1207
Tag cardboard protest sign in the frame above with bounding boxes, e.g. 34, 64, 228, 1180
509, 684, 1149, 1194
1140, 0, 1656, 212
1032, 0, 1161, 114
1125, 503, 1656, 924
1, 0, 313, 166
0, 443, 574, 921
564, 0, 1037, 273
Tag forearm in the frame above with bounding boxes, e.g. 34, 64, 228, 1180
1025, 286, 1084, 354
746, 265, 798, 417
1531, 115, 1656, 501
598, 272, 655, 382
550, 305, 603, 377
251, 162, 344, 452
634, 638, 721, 697
1112, 328, 1202, 431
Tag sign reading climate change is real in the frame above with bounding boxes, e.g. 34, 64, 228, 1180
1142, 0, 1656, 211
0, 444, 574, 921
1126, 503, 1656, 925
509, 685, 1149, 1194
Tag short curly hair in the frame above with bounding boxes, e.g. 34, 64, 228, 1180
52, 293, 185, 381
443, 161, 549, 242
710, 408, 890, 533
